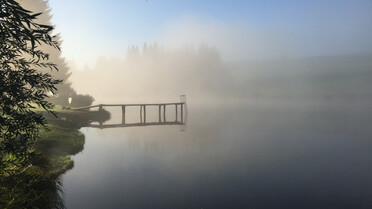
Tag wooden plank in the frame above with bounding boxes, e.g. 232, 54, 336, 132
87, 121, 185, 129
72, 104, 101, 110
100, 102, 184, 107
73, 102, 185, 110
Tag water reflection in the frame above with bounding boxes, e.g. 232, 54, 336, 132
62, 101, 372, 209
83, 101, 188, 131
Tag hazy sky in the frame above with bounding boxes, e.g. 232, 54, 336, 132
48, 0, 372, 68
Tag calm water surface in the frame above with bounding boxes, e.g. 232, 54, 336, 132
62, 101, 372, 209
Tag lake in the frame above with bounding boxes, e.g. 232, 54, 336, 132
62, 99, 372, 209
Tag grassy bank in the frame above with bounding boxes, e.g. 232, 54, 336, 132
35, 106, 110, 176
1, 107, 110, 208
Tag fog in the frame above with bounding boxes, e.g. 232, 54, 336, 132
68, 47, 372, 106
68, 45, 233, 104
18, 0, 372, 105
65, 11, 372, 105
8, 1, 372, 208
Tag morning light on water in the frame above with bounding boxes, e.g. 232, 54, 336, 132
1, 0, 372, 208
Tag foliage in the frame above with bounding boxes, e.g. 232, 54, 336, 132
71, 93, 94, 107
19, 0, 75, 102
0, 2, 104, 208
0, 152, 65, 209
0, 106, 110, 208
48, 91, 95, 107
0, 0, 61, 156
0, 1, 66, 208
19, 0, 95, 108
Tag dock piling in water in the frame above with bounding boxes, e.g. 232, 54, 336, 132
143, 105, 146, 123
163, 105, 166, 122
121, 105, 126, 124
181, 103, 184, 123
175, 104, 178, 122
158, 105, 161, 123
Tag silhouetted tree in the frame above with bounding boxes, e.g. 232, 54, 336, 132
0, 0, 61, 156
18, 0, 75, 105
71, 93, 94, 107
0, 2, 70, 206
143, 42, 148, 56
126, 45, 140, 60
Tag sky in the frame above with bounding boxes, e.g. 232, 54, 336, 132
48, 0, 372, 69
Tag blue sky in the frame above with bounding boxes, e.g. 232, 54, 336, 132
48, 0, 372, 68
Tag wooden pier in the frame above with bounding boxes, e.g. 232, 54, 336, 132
73, 96, 187, 129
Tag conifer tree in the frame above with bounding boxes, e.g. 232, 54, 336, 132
18, 0, 75, 106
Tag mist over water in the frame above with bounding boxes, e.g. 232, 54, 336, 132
63, 42, 372, 207
62, 101, 372, 209
14, 0, 372, 208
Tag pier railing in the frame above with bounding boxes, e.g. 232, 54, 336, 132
73, 96, 187, 129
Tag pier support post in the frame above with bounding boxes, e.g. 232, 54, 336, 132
143, 105, 146, 123
163, 104, 166, 122
121, 105, 126, 124
159, 105, 161, 123
175, 104, 178, 122
181, 103, 183, 123
99, 104, 103, 111
140, 105, 143, 123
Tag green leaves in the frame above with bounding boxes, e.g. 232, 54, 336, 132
0, 0, 61, 157
0, 2, 68, 208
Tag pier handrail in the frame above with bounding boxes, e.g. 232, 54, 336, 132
72, 102, 185, 110
72, 104, 101, 110
72, 96, 187, 131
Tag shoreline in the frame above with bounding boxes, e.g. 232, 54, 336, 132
36, 107, 111, 176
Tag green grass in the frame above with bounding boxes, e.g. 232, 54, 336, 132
1, 106, 110, 178
35, 124, 84, 176
32, 108, 110, 176
36, 105, 110, 128
0, 108, 110, 208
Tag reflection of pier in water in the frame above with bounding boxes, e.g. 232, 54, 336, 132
74, 96, 188, 130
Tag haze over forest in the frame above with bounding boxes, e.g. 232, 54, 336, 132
21, 0, 372, 104
68, 47, 372, 104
